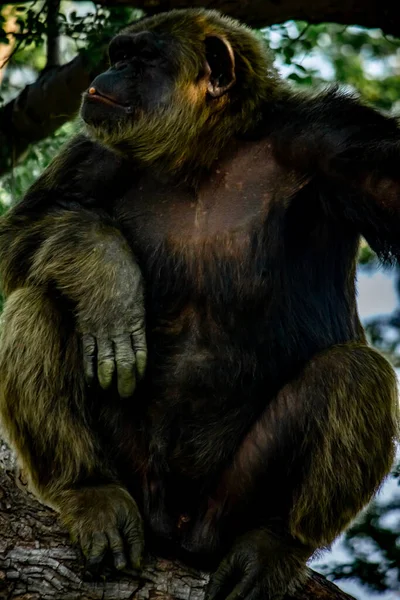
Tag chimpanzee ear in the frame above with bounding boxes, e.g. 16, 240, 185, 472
205, 36, 236, 99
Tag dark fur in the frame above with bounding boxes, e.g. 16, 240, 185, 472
0, 9, 398, 598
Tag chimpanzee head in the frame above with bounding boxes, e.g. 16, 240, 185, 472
81, 9, 278, 168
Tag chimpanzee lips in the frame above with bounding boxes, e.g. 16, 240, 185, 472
84, 87, 134, 114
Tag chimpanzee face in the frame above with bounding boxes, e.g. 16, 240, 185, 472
81, 30, 178, 129
80, 11, 238, 161
79, 9, 278, 168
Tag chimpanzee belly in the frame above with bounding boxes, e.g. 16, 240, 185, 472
104, 291, 301, 561
109, 141, 360, 557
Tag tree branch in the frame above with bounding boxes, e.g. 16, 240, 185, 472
78, 0, 400, 37
0, 441, 356, 600
0, 52, 94, 176
2, 0, 400, 36
46, 0, 61, 68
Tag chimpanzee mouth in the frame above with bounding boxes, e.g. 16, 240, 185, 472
83, 89, 134, 114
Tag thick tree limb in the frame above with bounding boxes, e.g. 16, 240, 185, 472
45, 0, 62, 68
132, 0, 400, 36
3, 0, 400, 36
0, 53, 94, 176
0, 441, 356, 600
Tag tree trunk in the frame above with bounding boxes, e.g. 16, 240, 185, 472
0, 441, 356, 600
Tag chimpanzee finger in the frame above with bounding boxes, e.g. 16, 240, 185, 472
225, 571, 257, 600
113, 333, 136, 398
135, 350, 147, 381
97, 337, 115, 390
238, 584, 265, 600
206, 557, 236, 600
82, 334, 96, 386
131, 327, 147, 380
86, 531, 108, 573
123, 513, 145, 570
107, 528, 127, 571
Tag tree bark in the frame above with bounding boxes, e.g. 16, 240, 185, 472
0, 441, 356, 600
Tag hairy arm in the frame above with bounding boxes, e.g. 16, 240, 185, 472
0, 135, 146, 397
271, 89, 400, 262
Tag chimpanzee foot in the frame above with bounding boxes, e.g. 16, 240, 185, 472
59, 484, 144, 574
206, 529, 310, 600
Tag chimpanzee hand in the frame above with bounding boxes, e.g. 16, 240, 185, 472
206, 530, 309, 600
60, 484, 144, 574
79, 258, 147, 398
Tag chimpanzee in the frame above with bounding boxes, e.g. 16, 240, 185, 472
0, 8, 398, 599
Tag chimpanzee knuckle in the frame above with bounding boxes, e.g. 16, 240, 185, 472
130, 318, 145, 335
117, 359, 136, 372
82, 333, 96, 357
81, 334, 96, 384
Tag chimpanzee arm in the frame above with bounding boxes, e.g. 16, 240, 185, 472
0, 135, 146, 397
271, 90, 400, 262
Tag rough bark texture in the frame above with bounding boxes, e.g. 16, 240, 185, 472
0, 441, 356, 600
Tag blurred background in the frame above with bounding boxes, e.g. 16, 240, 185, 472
0, 2, 399, 598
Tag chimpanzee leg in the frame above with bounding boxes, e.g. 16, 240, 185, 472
0, 287, 144, 572
204, 343, 398, 599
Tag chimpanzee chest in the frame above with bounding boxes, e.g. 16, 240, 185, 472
113, 140, 312, 483
114, 138, 308, 252
113, 138, 310, 412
